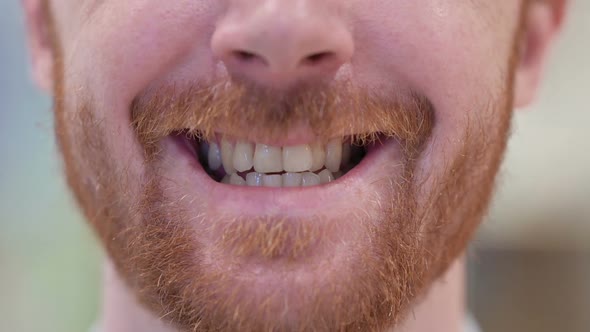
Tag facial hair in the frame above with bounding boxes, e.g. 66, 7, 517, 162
45, 1, 524, 331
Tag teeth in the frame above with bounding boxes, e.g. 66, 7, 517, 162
246, 172, 263, 186
210, 138, 358, 187
230, 173, 246, 186
310, 142, 326, 172
207, 142, 222, 171
283, 144, 313, 172
254, 144, 283, 173
282, 172, 303, 187
301, 172, 321, 187
221, 137, 235, 174
262, 174, 282, 187
325, 138, 342, 173
233, 141, 254, 172
318, 169, 335, 184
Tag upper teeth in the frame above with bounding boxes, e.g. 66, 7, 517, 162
282, 144, 313, 172
207, 137, 353, 187
253, 144, 283, 173
233, 141, 255, 172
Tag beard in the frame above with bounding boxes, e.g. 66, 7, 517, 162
46, 4, 522, 332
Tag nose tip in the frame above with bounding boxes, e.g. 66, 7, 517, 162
211, 5, 354, 86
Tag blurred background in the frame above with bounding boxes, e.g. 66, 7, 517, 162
0, 1, 588, 331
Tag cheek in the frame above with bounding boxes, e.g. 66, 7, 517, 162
351, 3, 519, 155
59, 1, 224, 190
351, 1, 519, 113
347, 1, 519, 221
61, 0, 226, 137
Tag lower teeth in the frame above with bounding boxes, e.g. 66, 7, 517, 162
221, 169, 342, 187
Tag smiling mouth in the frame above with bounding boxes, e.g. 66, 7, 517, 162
182, 134, 379, 188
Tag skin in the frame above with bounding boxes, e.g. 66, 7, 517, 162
22, 0, 566, 331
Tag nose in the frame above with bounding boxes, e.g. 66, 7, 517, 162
211, 0, 354, 87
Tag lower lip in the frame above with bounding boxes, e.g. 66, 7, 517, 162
162, 135, 402, 217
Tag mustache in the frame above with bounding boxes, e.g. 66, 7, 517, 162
131, 80, 435, 157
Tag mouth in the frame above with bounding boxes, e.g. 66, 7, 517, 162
157, 129, 404, 222
176, 132, 383, 188
151, 130, 407, 261
189, 135, 371, 187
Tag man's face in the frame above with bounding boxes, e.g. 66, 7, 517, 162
31, 0, 548, 330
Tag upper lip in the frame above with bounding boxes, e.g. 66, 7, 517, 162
203, 126, 369, 147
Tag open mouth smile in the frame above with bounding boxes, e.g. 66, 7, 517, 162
192, 135, 370, 187
159, 130, 404, 218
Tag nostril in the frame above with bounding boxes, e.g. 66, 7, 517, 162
232, 50, 269, 66
301, 51, 335, 66
234, 50, 255, 61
